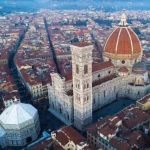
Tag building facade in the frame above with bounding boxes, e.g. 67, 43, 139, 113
15, 64, 45, 99
86, 104, 150, 150
51, 126, 96, 150
72, 43, 93, 130
136, 93, 150, 111
0, 98, 40, 148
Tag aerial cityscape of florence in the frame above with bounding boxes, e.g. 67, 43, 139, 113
0, 0, 150, 149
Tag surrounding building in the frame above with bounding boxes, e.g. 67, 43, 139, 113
0, 7, 150, 150
48, 12, 150, 131
0, 97, 40, 148
14, 16, 56, 100
26, 136, 53, 150
137, 93, 150, 111
0, 16, 24, 109
26, 126, 97, 150
86, 104, 150, 149
51, 126, 96, 150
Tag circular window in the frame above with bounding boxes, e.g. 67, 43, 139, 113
122, 60, 125, 64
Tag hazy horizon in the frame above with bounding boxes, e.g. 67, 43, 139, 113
0, 0, 150, 14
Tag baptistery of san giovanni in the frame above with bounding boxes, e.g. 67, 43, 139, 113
0, 98, 40, 148
48, 11, 150, 131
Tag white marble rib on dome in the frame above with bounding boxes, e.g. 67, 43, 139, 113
0, 102, 37, 125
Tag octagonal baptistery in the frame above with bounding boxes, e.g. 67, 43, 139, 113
103, 12, 142, 71
0, 99, 40, 147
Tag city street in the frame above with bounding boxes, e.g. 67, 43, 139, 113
10, 65, 64, 133
32, 98, 64, 132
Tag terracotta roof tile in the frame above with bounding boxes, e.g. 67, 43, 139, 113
137, 93, 150, 105
92, 74, 117, 87
104, 27, 141, 55
110, 138, 130, 150
104, 28, 120, 54
72, 42, 90, 47
92, 61, 114, 72
54, 126, 96, 149
67, 90, 73, 96
118, 66, 129, 73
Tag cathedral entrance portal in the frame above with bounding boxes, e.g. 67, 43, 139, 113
59, 107, 62, 114
67, 114, 69, 120
26, 136, 32, 143
116, 92, 118, 98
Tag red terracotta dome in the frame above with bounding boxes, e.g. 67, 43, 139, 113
103, 27, 142, 59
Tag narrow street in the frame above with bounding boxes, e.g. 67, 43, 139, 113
7, 22, 65, 137
8, 25, 30, 103
44, 18, 61, 74
90, 32, 103, 61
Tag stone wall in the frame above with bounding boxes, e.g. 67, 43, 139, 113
48, 84, 73, 123
0, 112, 40, 147
48, 72, 150, 125
103, 55, 141, 72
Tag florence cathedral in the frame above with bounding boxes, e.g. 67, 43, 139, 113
48, 12, 150, 131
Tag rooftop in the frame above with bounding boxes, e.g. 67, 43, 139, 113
0, 101, 37, 128
53, 126, 96, 149
92, 74, 118, 87
104, 27, 142, 57
117, 104, 150, 129
72, 42, 91, 47
92, 61, 114, 72
110, 138, 130, 150
27, 137, 55, 150
137, 93, 150, 105
118, 66, 129, 73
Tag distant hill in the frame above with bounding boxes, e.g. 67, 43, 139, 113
0, 0, 149, 14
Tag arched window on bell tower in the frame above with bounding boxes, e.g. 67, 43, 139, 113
84, 84, 86, 89
84, 65, 88, 74
78, 95, 80, 101
78, 83, 80, 89
76, 64, 79, 74
87, 83, 89, 88
87, 95, 89, 101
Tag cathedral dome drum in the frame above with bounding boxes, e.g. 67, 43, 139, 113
103, 10, 142, 70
